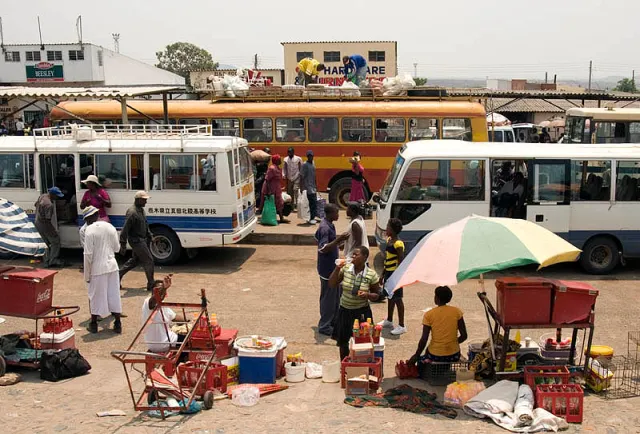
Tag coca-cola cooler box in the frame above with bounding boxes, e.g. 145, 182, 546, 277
0, 266, 57, 317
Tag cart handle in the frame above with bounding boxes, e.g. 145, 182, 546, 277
38, 306, 81, 319
110, 350, 172, 360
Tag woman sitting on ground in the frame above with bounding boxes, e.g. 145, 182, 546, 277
408, 286, 467, 366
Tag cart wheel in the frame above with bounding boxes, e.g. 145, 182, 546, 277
147, 389, 159, 405
0, 356, 6, 377
203, 391, 214, 410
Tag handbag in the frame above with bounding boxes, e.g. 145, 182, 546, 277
40, 348, 92, 382
261, 195, 278, 226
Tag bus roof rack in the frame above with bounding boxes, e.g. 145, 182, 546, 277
34, 124, 213, 140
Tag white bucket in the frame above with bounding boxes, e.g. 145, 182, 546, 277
322, 360, 341, 383
285, 362, 306, 383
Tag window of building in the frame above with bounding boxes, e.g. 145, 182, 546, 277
130, 154, 145, 190
163, 155, 196, 190
375, 118, 405, 142
616, 161, 640, 201
409, 118, 438, 140
571, 160, 611, 201
47, 51, 63, 61
308, 117, 338, 142
368, 51, 385, 62
242, 118, 272, 142
0, 154, 26, 188
443, 118, 472, 141
296, 52, 314, 62
94, 154, 128, 189
97, 50, 104, 66
68, 50, 84, 61
212, 118, 239, 136
4, 51, 20, 62
342, 118, 372, 142
276, 118, 305, 142
396, 159, 485, 202
198, 154, 217, 191
324, 51, 340, 63
25, 51, 41, 62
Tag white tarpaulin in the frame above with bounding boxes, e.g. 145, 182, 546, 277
0, 198, 46, 257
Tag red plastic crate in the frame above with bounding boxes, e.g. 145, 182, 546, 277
536, 384, 584, 423
550, 280, 598, 324
340, 357, 382, 389
0, 267, 57, 317
495, 277, 553, 325
178, 361, 228, 394
524, 365, 571, 393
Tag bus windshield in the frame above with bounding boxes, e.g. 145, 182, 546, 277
380, 155, 405, 202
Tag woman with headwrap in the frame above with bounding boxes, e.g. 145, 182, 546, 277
262, 154, 287, 223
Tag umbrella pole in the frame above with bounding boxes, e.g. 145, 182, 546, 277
479, 274, 497, 361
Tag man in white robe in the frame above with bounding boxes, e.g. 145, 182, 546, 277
83, 206, 122, 334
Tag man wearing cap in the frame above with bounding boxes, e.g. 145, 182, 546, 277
82, 206, 123, 334
300, 150, 318, 224
34, 186, 66, 268
119, 191, 155, 292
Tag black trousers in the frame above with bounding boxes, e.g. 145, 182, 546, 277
119, 242, 155, 291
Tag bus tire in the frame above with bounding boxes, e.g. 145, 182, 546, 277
150, 227, 182, 266
328, 178, 352, 209
580, 236, 620, 275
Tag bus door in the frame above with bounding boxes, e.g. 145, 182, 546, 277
526, 159, 571, 237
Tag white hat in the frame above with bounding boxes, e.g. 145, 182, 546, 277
134, 190, 150, 200
82, 206, 99, 219
82, 175, 101, 186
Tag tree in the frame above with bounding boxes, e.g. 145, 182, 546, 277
414, 77, 428, 86
156, 42, 218, 88
613, 77, 637, 93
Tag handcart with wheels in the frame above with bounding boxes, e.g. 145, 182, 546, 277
111, 288, 221, 419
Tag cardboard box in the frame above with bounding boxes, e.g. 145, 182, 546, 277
345, 367, 370, 395
220, 356, 239, 386
349, 339, 374, 362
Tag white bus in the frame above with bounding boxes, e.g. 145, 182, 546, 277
374, 140, 640, 274
0, 125, 256, 264
565, 107, 640, 144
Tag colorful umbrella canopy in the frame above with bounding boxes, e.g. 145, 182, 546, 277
0, 198, 46, 257
385, 215, 580, 291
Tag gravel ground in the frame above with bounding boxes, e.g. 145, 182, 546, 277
0, 245, 639, 433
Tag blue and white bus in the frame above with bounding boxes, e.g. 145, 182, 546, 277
0, 124, 256, 264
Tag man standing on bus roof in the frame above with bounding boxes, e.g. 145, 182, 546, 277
119, 191, 155, 292
35, 186, 66, 268
300, 150, 319, 224
284, 147, 303, 210
296, 58, 325, 87
343, 55, 368, 86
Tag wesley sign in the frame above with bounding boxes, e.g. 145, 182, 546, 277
26, 62, 64, 82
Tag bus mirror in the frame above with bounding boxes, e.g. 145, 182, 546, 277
371, 193, 380, 204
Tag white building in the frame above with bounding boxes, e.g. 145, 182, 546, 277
0, 42, 185, 127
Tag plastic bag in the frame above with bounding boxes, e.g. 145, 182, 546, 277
316, 195, 326, 220
443, 381, 486, 408
400, 73, 417, 90
305, 362, 323, 379
232, 386, 260, 407
261, 195, 278, 226
297, 190, 310, 221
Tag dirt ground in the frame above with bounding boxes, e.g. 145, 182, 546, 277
1, 245, 640, 433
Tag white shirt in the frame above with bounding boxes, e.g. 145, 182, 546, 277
79, 223, 87, 248
344, 215, 370, 259
15, 121, 24, 131
142, 297, 178, 352
83, 221, 120, 281
283, 155, 302, 181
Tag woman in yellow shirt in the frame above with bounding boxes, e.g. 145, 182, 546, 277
408, 286, 467, 365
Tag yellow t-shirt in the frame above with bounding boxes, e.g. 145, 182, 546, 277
422, 305, 463, 356
298, 58, 321, 76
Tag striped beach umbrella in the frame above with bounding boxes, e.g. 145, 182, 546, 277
0, 198, 46, 257
386, 215, 580, 291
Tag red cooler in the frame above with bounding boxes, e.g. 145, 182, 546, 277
551, 280, 598, 324
215, 328, 238, 358
0, 267, 57, 317
495, 277, 553, 325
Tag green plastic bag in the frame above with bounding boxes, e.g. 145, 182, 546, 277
261, 195, 278, 226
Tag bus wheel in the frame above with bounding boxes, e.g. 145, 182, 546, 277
150, 227, 182, 266
580, 236, 620, 275
328, 178, 352, 209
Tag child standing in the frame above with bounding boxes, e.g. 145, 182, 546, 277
377, 218, 407, 335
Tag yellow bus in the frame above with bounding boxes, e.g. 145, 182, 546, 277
51, 100, 488, 206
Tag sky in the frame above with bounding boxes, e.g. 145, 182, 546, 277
1, 0, 639, 82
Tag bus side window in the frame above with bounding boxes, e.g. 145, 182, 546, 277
409, 118, 438, 141
243, 118, 272, 142
198, 154, 216, 191
95, 154, 128, 189
0, 154, 26, 188
163, 155, 196, 190
616, 161, 640, 201
309, 117, 338, 142
276, 118, 306, 142
212, 118, 239, 137
630, 123, 640, 142
130, 154, 145, 190
342, 118, 372, 142
443, 118, 472, 141
149, 154, 161, 190
375, 118, 405, 142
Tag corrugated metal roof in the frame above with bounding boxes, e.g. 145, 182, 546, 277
0, 86, 181, 98
448, 88, 639, 101
485, 98, 566, 113
280, 40, 396, 45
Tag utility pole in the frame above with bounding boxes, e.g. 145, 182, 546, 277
253, 54, 259, 70
588, 60, 592, 92
112, 33, 120, 53
413, 62, 418, 77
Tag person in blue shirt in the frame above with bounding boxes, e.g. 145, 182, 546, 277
343, 55, 368, 85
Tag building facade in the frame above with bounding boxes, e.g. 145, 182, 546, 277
281, 41, 397, 85
190, 68, 285, 90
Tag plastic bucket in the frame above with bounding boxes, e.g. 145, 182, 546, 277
322, 360, 341, 383
285, 362, 306, 383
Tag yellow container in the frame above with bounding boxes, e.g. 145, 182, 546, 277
585, 345, 614, 359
